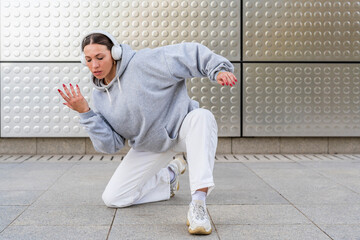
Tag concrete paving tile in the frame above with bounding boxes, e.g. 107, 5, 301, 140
108, 224, 220, 240
0, 163, 19, 169
0, 177, 57, 191
152, 163, 288, 205
207, 189, 288, 205
1, 162, 75, 178
150, 174, 191, 205
298, 161, 360, 170
112, 205, 188, 225
213, 162, 252, 175
0, 190, 43, 205
298, 161, 360, 194
207, 205, 310, 225
250, 168, 360, 204
319, 225, 360, 240
0, 163, 74, 191
65, 162, 119, 177
12, 205, 115, 226
274, 184, 360, 205
215, 224, 331, 240
0, 226, 109, 240
296, 205, 360, 225
152, 191, 191, 206
31, 188, 105, 206
0, 206, 27, 232
44, 163, 119, 191
210, 163, 288, 204
243, 162, 306, 170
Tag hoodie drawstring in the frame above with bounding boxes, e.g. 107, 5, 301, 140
103, 76, 122, 105
105, 88, 112, 105
117, 76, 122, 93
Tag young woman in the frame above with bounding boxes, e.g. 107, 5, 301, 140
58, 30, 237, 235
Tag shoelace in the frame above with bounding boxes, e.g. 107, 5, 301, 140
193, 203, 207, 221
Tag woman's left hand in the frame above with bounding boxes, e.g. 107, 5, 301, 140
216, 71, 238, 87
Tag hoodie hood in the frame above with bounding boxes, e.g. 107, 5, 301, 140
91, 44, 136, 104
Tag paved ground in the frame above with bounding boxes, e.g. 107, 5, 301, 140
0, 154, 359, 240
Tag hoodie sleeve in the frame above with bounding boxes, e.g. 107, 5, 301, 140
163, 42, 234, 82
78, 109, 125, 154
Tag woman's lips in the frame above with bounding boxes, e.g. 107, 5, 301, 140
94, 71, 102, 76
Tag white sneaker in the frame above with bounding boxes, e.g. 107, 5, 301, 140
168, 155, 187, 197
187, 200, 212, 235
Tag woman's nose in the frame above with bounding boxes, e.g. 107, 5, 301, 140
92, 60, 99, 68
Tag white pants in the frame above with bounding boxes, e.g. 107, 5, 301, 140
102, 108, 218, 208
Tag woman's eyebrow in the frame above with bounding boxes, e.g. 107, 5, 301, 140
85, 53, 105, 58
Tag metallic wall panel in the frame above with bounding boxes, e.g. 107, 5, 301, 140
187, 64, 241, 137
1, 63, 92, 137
1, 0, 240, 61
1, 63, 240, 137
243, 64, 360, 136
243, 0, 360, 61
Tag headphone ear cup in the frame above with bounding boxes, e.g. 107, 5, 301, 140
111, 45, 122, 60
80, 52, 87, 66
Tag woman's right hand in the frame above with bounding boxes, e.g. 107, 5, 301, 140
58, 84, 90, 113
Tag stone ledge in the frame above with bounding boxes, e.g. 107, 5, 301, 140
1, 137, 360, 154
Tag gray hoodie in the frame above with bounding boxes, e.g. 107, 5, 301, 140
78, 42, 234, 154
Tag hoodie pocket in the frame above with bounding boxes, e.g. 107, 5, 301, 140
164, 126, 178, 142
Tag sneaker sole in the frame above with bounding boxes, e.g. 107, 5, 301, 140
186, 220, 212, 235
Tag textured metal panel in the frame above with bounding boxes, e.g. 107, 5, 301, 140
243, 64, 360, 136
1, 0, 240, 61
187, 64, 241, 137
243, 0, 360, 61
1, 63, 92, 137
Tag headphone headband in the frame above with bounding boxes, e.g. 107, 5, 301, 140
81, 30, 119, 50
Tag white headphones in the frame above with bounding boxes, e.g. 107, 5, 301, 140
80, 30, 122, 65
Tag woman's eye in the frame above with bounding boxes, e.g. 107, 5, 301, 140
98, 58, 103, 60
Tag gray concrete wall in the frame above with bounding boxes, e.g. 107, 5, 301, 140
1, 137, 360, 155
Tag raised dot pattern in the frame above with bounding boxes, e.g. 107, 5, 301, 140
243, 64, 360, 136
1, 63, 92, 137
1, 0, 240, 61
244, 0, 360, 61
186, 64, 241, 136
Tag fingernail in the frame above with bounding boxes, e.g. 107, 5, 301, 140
63, 84, 65, 87
76, 84, 79, 87
230, 84, 233, 86
58, 89, 61, 92
70, 83, 72, 86
222, 83, 224, 86
235, 79, 238, 82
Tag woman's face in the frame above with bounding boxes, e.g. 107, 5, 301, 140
84, 43, 114, 79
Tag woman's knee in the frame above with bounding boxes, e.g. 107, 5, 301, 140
102, 189, 117, 207
193, 109, 218, 132
192, 108, 216, 124
102, 188, 137, 208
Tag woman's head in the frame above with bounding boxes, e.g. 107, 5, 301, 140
82, 33, 116, 81
81, 33, 113, 52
